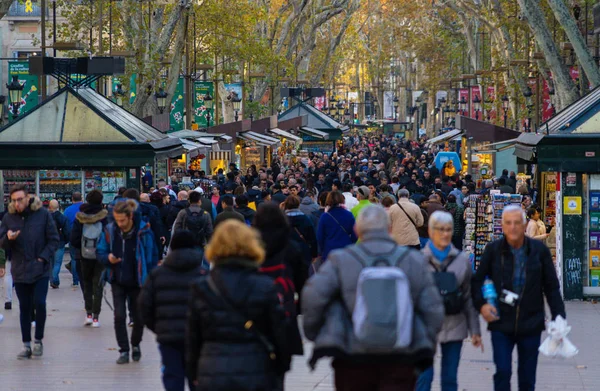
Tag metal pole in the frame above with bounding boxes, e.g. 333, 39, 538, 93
185, 14, 192, 128
52, 0, 56, 57
41, 0, 47, 99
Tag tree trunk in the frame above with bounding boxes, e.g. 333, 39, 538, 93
517, 0, 578, 109
0, 0, 12, 20
546, 0, 600, 88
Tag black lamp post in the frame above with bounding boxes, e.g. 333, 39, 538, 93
393, 96, 399, 121
438, 97, 446, 128
114, 83, 125, 107
232, 95, 242, 121
336, 101, 344, 122
203, 93, 213, 128
248, 94, 254, 122
473, 95, 481, 120
502, 95, 509, 128
6, 75, 24, 119
155, 87, 168, 114
0, 95, 5, 125
459, 96, 467, 116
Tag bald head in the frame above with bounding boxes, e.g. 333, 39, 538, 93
49, 199, 60, 212
140, 193, 150, 203
178, 191, 189, 201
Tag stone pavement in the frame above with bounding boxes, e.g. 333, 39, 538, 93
1, 267, 599, 390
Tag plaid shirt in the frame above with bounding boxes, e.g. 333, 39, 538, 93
511, 245, 527, 295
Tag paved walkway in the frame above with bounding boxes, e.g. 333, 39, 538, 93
0, 268, 598, 390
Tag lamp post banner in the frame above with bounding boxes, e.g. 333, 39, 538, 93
224, 83, 243, 118
169, 77, 185, 132
193, 80, 213, 129
8, 61, 38, 119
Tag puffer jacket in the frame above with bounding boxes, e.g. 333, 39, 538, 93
421, 244, 480, 343
388, 198, 424, 246
302, 230, 444, 370
139, 247, 204, 345
185, 258, 290, 390
69, 204, 108, 260
0, 196, 59, 284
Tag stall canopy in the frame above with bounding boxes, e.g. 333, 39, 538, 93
279, 101, 349, 132
455, 115, 520, 143
426, 129, 463, 145
541, 85, 600, 134
268, 127, 302, 143
298, 126, 329, 140
237, 131, 281, 147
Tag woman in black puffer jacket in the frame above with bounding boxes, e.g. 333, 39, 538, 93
282, 195, 318, 267
186, 220, 290, 391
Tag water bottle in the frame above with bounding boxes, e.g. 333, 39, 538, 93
482, 278, 497, 309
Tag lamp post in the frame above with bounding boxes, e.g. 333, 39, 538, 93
0, 95, 5, 125
438, 97, 446, 128
459, 96, 467, 116
232, 94, 242, 121
473, 95, 481, 120
114, 83, 125, 107
6, 75, 24, 119
502, 95, 509, 128
155, 88, 168, 114
523, 87, 533, 133
336, 101, 344, 122
203, 93, 213, 129
393, 96, 399, 121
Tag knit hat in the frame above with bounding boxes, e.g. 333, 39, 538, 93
86, 189, 103, 205
170, 230, 196, 250
357, 186, 370, 198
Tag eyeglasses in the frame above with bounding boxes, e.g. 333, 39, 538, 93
433, 227, 453, 234
10, 197, 25, 203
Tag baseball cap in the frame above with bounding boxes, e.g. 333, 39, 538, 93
357, 186, 370, 198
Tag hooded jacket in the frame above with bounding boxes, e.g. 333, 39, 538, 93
0, 196, 60, 284
139, 247, 204, 345
166, 200, 189, 229
299, 196, 320, 216
236, 205, 256, 224
69, 204, 109, 261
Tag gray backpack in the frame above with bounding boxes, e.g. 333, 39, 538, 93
347, 245, 413, 349
81, 222, 103, 260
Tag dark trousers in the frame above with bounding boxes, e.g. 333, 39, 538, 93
14, 277, 49, 343
333, 360, 416, 391
416, 341, 463, 391
112, 283, 143, 353
491, 331, 541, 391
81, 259, 105, 316
159, 343, 194, 391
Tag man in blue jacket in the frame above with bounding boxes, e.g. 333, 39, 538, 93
97, 199, 159, 365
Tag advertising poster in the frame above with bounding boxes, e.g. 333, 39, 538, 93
224, 82, 242, 118
169, 77, 185, 132
590, 250, 600, 269
8, 61, 38, 119
564, 196, 582, 215
590, 192, 600, 210
193, 81, 213, 128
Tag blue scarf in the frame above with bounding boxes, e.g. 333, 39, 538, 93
428, 240, 451, 263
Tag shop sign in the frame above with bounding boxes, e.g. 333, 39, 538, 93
586, 151, 596, 157
566, 172, 577, 186
564, 196, 582, 215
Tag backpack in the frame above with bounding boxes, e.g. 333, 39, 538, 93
184, 208, 208, 246
429, 256, 463, 315
347, 245, 412, 349
81, 222, 103, 259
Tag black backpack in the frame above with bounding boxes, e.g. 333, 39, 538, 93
429, 256, 463, 315
184, 208, 208, 246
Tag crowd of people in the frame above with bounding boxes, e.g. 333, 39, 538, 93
0, 133, 564, 391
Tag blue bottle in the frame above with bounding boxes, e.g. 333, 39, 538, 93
482, 278, 497, 309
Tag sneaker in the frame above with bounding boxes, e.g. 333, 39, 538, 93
17, 347, 32, 360
116, 352, 129, 365
50, 283, 59, 289
132, 346, 141, 362
32, 342, 43, 357
128, 321, 134, 327
4, 302, 11, 310
72, 283, 79, 288
92, 319, 100, 328
84, 314, 93, 326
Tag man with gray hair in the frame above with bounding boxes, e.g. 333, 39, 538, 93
472, 204, 565, 390
389, 189, 424, 249
303, 205, 444, 391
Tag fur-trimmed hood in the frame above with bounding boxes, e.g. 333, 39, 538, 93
76, 208, 108, 224
8, 196, 43, 214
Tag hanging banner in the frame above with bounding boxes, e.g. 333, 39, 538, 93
169, 77, 185, 132
384, 91, 394, 119
224, 83, 243, 119
193, 81, 213, 128
128, 73, 137, 105
542, 78, 554, 123
314, 96, 326, 111
8, 61, 39, 119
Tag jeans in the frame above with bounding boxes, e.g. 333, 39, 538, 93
80, 259, 105, 316
14, 277, 49, 343
4, 260, 12, 303
491, 331, 541, 391
52, 246, 66, 286
416, 341, 463, 391
112, 283, 143, 353
333, 360, 416, 391
159, 343, 194, 391
70, 247, 81, 287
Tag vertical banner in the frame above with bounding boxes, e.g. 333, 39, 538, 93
314, 96, 326, 111
458, 89, 469, 116
169, 77, 185, 132
129, 74, 137, 105
193, 81, 213, 128
486, 86, 496, 122
224, 83, 243, 118
470, 86, 481, 119
8, 61, 38, 119
384, 91, 394, 119
542, 78, 554, 123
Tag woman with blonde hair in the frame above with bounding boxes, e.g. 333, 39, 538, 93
186, 220, 290, 391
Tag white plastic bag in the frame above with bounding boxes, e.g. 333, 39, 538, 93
538, 316, 578, 358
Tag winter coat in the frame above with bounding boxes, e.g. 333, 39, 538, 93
286, 209, 318, 263
258, 226, 307, 356
299, 197, 320, 217
139, 247, 204, 345
166, 200, 189, 230
172, 205, 214, 247
97, 213, 159, 287
185, 258, 290, 390
139, 202, 165, 243
214, 207, 245, 229
426, 199, 445, 216
421, 245, 480, 343
445, 202, 465, 244
0, 196, 60, 284
388, 198, 424, 246
471, 237, 565, 336
236, 206, 256, 224
69, 204, 109, 260
52, 210, 70, 248
317, 206, 358, 260
302, 230, 444, 370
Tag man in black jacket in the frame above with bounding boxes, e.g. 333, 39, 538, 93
0, 185, 59, 359
166, 191, 190, 230
472, 205, 565, 391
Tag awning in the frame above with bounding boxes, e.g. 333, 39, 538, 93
219, 134, 233, 143
474, 138, 519, 153
267, 127, 302, 143
514, 144, 535, 161
425, 129, 464, 145
195, 137, 219, 145
299, 126, 329, 140
180, 139, 209, 158
237, 131, 280, 147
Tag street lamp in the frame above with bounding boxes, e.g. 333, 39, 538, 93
393, 96, 399, 120
336, 101, 344, 122
203, 93, 213, 128
502, 95, 509, 128
114, 83, 125, 107
438, 97, 446, 127
459, 96, 467, 116
473, 95, 481, 120
6, 75, 24, 119
232, 94, 242, 121
248, 94, 254, 122
154, 88, 168, 114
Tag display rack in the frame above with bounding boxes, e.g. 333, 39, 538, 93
491, 193, 523, 242
543, 173, 557, 226
2, 170, 36, 206
39, 169, 83, 208
463, 194, 480, 264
